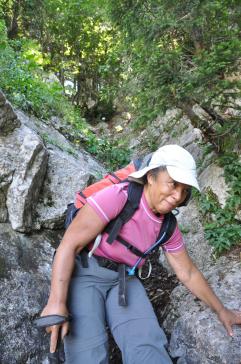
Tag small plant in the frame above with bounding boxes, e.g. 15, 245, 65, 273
197, 154, 241, 255
179, 224, 190, 235
84, 132, 130, 170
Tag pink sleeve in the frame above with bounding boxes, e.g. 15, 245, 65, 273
162, 225, 184, 253
86, 183, 128, 223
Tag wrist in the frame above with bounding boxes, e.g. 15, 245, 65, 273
47, 295, 67, 307
215, 305, 226, 316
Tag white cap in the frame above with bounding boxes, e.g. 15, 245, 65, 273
129, 144, 200, 191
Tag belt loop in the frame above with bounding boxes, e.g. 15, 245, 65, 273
118, 264, 127, 306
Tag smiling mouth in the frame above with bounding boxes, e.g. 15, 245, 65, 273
164, 200, 176, 208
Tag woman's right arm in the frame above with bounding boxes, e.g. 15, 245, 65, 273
41, 203, 107, 352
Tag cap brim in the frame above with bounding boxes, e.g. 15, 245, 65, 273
128, 166, 155, 180
129, 165, 200, 191
167, 166, 200, 191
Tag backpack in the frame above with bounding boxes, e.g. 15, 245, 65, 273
63, 154, 191, 275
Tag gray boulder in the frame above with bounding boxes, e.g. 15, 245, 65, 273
163, 257, 241, 364
159, 200, 213, 274
6, 127, 48, 232
199, 164, 229, 208
0, 91, 20, 135
0, 223, 57, 363
16, 110, 105, 230
0, 95, 105, 363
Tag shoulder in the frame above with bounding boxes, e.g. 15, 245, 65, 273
162, 220, 185, 253
86, 182, 129, 223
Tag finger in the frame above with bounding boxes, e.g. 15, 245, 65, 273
61, 322, 69, 339
50, 325, 60, 353
224, 322, 233, 337
46, 326, 51, 334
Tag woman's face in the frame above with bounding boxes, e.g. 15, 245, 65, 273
144, 170, 191, 214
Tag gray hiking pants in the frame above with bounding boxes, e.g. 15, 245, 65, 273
64, 254, 173, 364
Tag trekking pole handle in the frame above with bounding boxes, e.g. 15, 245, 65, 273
34, 314, 70, 328
34, 315, 69, 363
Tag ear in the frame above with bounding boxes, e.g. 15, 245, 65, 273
146, 172, 154, 185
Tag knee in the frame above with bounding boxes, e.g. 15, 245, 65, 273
113, 319, 172, 364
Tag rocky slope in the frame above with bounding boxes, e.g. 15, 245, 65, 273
0, 91, 105, 363
0, 90, 240, 363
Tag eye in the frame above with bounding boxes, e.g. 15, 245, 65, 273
168, 181, 178, 188
167, 181, 176, 188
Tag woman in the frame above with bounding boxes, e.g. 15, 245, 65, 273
41, 144, 241, 363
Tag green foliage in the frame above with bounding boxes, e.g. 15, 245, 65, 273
34, 0, 122, 118
0, 23, 67, 118
108, 0, 241, 150
1, 1, 240, 179
87, 136, 130, 170
0, 0, 124, 120
197, 154, 241, 255
65, 118, 130, 170
179, 224, 190, 235
0, 17, 128, 170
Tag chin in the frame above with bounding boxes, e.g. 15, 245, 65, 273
158, 203, 175, 214
157, 207, 172, 215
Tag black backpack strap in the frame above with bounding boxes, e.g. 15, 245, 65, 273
64, 203, 80, 230
115, 235, 145, 257
105, 182, 144, 244
107, 212, 177, 258
147, 212, 177, 254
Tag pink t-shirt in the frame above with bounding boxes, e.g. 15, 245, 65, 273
87, 182, 184, 267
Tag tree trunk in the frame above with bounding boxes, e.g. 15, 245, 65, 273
198, 103, 225, 126
7, 0, 20, 39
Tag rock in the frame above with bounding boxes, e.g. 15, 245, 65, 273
94, 121, 111, 137
0, 91, 20, 135
0, 223, 60, 363
0, 96, 106, 363
0, 91, 240, 364
0, 91, 6, 106
0, 166, 13, 223
159, 200, 213, 274
35, 147, 103, 229
6, 127, 48, 232
199, 164, 229, 207
235, 209, 241, 222
127, 108, 204, 166
163, 257, 241, 364
121, 112, 131, 121
16, 110, 105, 230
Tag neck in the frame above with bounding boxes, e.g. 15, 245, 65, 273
144, 184, 156, 213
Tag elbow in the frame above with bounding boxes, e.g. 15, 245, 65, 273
176, 272, 191, 286
56, 239, 80, 257
176, 264, 200, 287
176, 268, 192, 285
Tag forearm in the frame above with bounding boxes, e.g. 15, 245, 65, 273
182, 267, 225, 314
46, 204, 105, 308
166, 250, 241, 336
47, 243, 77, 306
